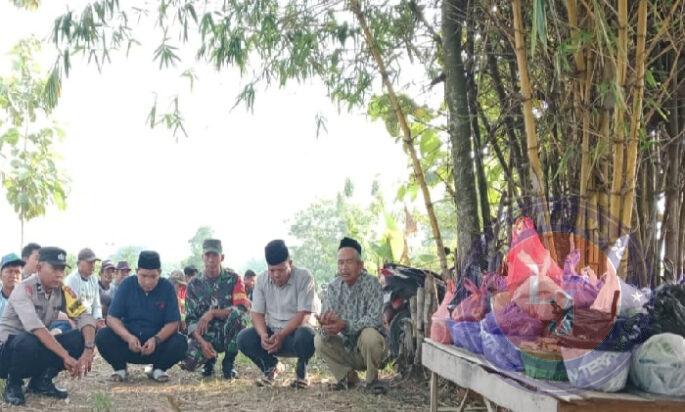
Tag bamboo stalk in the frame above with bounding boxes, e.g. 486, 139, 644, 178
416, 287, 425, 333
511, 0, 558, 262
620, 0, 649, 263
348, 0, 448, 275
609, 0, 629, 242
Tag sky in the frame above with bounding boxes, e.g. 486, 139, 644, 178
0, 1, 409, 269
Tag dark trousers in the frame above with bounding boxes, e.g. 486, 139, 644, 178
2, 330, 84, 382
237, 326, 315, 379
95, 327, 187, 371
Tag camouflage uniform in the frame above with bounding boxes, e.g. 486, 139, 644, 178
181, 268, 250, 371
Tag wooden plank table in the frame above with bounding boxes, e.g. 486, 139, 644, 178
422, 339, 685, 412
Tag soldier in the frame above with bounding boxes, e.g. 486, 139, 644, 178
96, 251, 187, 383
181, 239, 250, 379
0, 247, 96, 406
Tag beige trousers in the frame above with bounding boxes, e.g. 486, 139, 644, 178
314, 327, 386, 383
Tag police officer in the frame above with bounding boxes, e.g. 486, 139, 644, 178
0, 247, 96, 406
181, 239, 250, 379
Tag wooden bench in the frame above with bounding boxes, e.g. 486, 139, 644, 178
422, 339, 685, 412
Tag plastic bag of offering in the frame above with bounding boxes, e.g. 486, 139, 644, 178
451, 279, 488, 322
480, 311, 523, 371
591, 235, 629, 314
506, 217, 562, 292
492, 301, 544, 342
512, 270, 572, 321
430, 281, 455, 344
449, 321, 483, 354
649, 283, 685, 338
630, 333, 685, 396
563, 250, 600, 309
618, 279, 650, 316
596, 312, 652, 352
555, 291, 619, 349
561, 348, 630, 392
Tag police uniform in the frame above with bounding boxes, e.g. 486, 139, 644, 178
0, 247, 96, 405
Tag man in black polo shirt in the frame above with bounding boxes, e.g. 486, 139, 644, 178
95, 250, 187, 382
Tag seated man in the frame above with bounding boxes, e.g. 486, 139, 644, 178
98, 260, 116, 317
64, 248, 105, 329
0, 253, 24, 317
95, 251, 187, 382
0, 247, 96, 405
181, 239, 249, 379
315, 237, 388, 394
237, 240, 319, 388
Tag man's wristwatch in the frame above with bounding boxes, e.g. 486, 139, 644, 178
153, 335, 161, 345
85, 341, 95, 350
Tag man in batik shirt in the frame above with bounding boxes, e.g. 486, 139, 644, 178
315, 237, 388, 394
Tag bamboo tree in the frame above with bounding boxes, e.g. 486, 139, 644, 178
348, 0, 448, 275
609, 0, 629, 241
620, 0, 648, 243
511, 0, 557, 262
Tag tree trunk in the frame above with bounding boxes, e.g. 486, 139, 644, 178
442, 0, 482, 273
348, 0, 449, 275
465, 21, 492, 237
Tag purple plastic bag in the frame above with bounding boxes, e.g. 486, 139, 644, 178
450, 321, 483, 354
494, 302, 544, 340
480, 312, 524, 371
563, 250, 600, 309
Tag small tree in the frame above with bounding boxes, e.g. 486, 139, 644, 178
0, 37, 68, 245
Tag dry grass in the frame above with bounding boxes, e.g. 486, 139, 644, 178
1, 353, 434, 411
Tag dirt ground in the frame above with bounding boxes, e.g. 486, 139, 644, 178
0, 352, 445, 411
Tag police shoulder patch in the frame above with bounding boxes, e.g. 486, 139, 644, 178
63, 286, 78, 299
24, 285, 33, 295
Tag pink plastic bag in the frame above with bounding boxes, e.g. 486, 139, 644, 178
506, 217, 562, 292
430, 283, 455, 344
513, 268, 572, 321
591, 235, 629, 314
451, 279, 488, 322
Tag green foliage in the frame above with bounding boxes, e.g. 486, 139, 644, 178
288, 180, 379, 286
239, 256, 267, 276
0, 37, 69, 235
92, 392, 113, 412
109, 245, 144, 269
180, 225, 214, 272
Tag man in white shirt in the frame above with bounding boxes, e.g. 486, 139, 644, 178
64, 248, 105, 329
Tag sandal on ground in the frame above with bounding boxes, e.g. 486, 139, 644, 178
365, 379, 388, 395
289, 378, 310, 389
109, 370, 128, 382
146, 368, 170, 382
255, 368, 277, 387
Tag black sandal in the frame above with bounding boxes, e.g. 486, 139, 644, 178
365, 379, 388, 395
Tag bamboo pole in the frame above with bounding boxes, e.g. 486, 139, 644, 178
609, 0, 629, 242
348, 0, 448, 275
620, 0, 649, 268
511, 0, 558, 263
